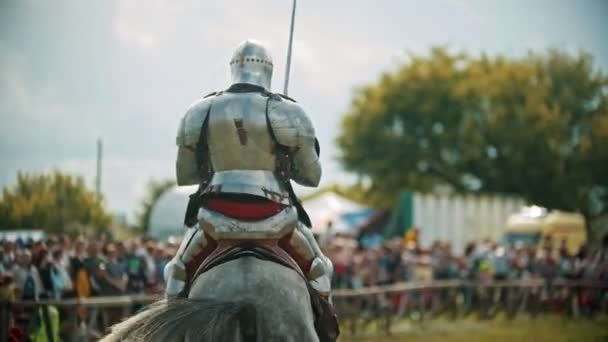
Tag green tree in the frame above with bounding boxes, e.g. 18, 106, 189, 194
135, 179, 176, 233
0, 171, 112, 234
338, 48, 608, 220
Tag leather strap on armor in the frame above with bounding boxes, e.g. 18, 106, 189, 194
263, 94, 313, 227
184, 94, 217, 227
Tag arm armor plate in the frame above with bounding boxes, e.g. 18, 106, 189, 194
267, 100, 322, 187
175, 97, 213, 186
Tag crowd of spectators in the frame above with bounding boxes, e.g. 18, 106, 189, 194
1, 231, 606, 303
325, 232, 608, 288
323, 231, 608, 316
0, 234, 178, 340
0, 235, 175, 303
0, 230, 607, 340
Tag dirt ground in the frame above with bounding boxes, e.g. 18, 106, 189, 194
340, 314, 608, 342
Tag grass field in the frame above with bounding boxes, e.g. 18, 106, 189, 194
340, 315, 608, 342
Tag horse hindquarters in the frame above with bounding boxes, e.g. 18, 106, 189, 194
190, 256, 319, 342
102, 257, 318, 342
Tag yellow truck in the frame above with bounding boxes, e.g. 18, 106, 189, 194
503, 206, 587, 254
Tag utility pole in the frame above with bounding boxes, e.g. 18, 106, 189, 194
96, 138, 102, 200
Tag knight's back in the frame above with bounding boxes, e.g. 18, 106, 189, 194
175, 39, 321, 204
207, 92, 276, 172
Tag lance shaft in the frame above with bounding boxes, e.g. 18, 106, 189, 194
283, 0, 296, 95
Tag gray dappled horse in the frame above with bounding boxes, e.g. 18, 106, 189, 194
100, 256, 319, 342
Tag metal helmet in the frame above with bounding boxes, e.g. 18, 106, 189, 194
230, 40, 273, 90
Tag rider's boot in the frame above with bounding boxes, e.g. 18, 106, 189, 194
289, 223, 339, 341
289, 223, 334, 298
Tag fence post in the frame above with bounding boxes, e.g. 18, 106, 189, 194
383, 293, 391, 335
121, 304, 130, 322
1, 301, 9, 342
349, 298, 359, 336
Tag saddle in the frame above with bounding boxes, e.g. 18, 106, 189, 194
189, 239, 339, 342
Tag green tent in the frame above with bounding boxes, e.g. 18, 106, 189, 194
382, 191, 414, 239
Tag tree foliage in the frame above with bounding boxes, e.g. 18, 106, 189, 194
338, 48, 608, 217
0, 171, 112, 234
135, 179, 176, 233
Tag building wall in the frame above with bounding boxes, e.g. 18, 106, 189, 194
413, 194, 526, 254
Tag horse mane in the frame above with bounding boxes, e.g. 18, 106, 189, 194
100, 298, 257, 342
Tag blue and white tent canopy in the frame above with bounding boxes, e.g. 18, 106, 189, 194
303, 192, 373, 234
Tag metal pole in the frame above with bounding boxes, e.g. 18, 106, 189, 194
96, 138, 102, 199
283, 0, 297, 95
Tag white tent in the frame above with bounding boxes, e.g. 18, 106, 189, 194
148, 185, 196, 241
303, 192, 365, 234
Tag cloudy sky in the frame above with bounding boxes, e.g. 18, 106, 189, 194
1, 0, 607, 221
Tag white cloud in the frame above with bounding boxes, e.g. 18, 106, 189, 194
111, 0, 201, 50
443, 0, 488, 25
291, 37, 403, 99
0, 45, 29, 114
0, 44, 98, 155
115, 27, 159, 49
57, 157, 173, 221
112, 0, 166, 50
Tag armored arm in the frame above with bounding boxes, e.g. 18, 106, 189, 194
175, 98, 212, 186
268, 100, 322, 187
293, 223, 333, 296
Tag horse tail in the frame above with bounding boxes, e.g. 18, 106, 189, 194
100, 299, 257, 342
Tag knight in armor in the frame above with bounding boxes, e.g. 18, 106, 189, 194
164, 40, 333, 304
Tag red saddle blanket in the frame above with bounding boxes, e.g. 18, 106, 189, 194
205, 197, 285, 221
